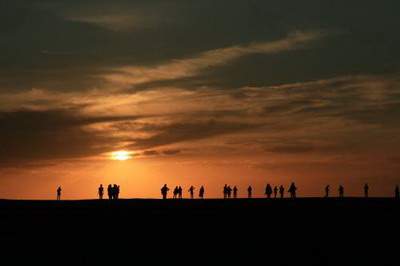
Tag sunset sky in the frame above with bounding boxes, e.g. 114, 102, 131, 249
1, 1, 400, 199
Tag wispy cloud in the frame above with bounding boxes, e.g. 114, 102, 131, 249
66, 14, 141, 31
103, 31, 324, 86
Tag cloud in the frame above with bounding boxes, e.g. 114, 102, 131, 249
140, 149, 181, 157
103, 31, 324, 87
0, 109, 140, 163
129, 120, 262, 150
1, 72, 400, 168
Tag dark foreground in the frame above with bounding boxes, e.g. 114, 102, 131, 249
0, 198, 399, 265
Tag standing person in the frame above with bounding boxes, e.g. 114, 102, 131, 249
178, 186, 183, 199
98, 184, 104, 200
173, 186, 178, 199
265, 184, 273, 198
279, 185, 285, 198
338, 185, 344, 198
56, 186, 62, 200
112, 184, 118, 199
161, 184, 170, 199
288, 182, 297, 199
199, 186, 205, 199
247, 186, 253, 198
116, 185, 120, 200
395, 185, 399, 199
227, 186, 232, 198
107, 184, 112, 200
325, 185, 330, 198
364, 183, 369, 198
273, 186, 278, 198
188, 186, 195, 199
223, 185, 228, 199
233, 186, 238, 199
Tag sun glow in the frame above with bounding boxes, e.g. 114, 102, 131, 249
110, 150, 133, 161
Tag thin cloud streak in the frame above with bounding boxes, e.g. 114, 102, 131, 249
103, 31, 324, 86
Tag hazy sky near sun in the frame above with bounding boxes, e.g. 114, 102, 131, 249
1, 0, 400, 199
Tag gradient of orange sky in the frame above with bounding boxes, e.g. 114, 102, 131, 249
0, 153, 398, 199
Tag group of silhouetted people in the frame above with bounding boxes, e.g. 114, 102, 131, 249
56, 183, 400, 200
324, 183, 373, 198
267, 183, 297, 198
106, 184, 120, 200
161, 184, 205, 199
264, 184, 294, 199
223, 185, 239, 199
188, 186, 205, 199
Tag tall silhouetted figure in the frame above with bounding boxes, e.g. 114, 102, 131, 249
98, 184, 104, 200
161, 184, 170, 199
279, 185, 284, 198
173, 186, 179, 199
338, 185, 344, 198
233, 186, 238, 199
107, 184, 112, 200
112, 184, 119, 200
288, 182, 297, 199
325, 185, 330, 198
116, 185, 120, 199
223, 184, 228, 199
56, 186, 62, 200
199, 186, 205, 199
227, 186, 232, 198
265, 184, 273, 198
364, 183, 369, 198
247, 186, 253, 198
188, 186, 195, 199
395, 185, 399, 199
273, 186, 278, 198
178, 186, 183, 199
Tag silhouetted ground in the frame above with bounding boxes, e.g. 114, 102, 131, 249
0, 198, 399, 265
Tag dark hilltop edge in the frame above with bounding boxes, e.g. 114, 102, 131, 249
0, 198, 399, 265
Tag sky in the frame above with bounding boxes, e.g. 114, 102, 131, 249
1, 0, 400, 199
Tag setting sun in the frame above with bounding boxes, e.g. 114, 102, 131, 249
110, 150, 132, 161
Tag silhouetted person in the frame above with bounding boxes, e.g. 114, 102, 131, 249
56, 186, 62, 200
233, 186, 238, 199
288, 182, 297, 199
273, 186, 278, 198
325, 185, 330, 198
161, 184, 170, 199
364, 183, 369, 198
227, 186, 232, 198
247, 186, 252, 198
279, 185, 284, 198
173, 186, 179, 199
116, 185, 120, 199
338, 185, 344, 198
395, 185, 399, 199
178, 186, 183, 199
188, 186, 195, 199
107, 184, 112, 200
265, 184, 273, 198
199, 186, 205, 199
98, 184, 104, 200
112, 184, 118, 200
223, 184, 228, 199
